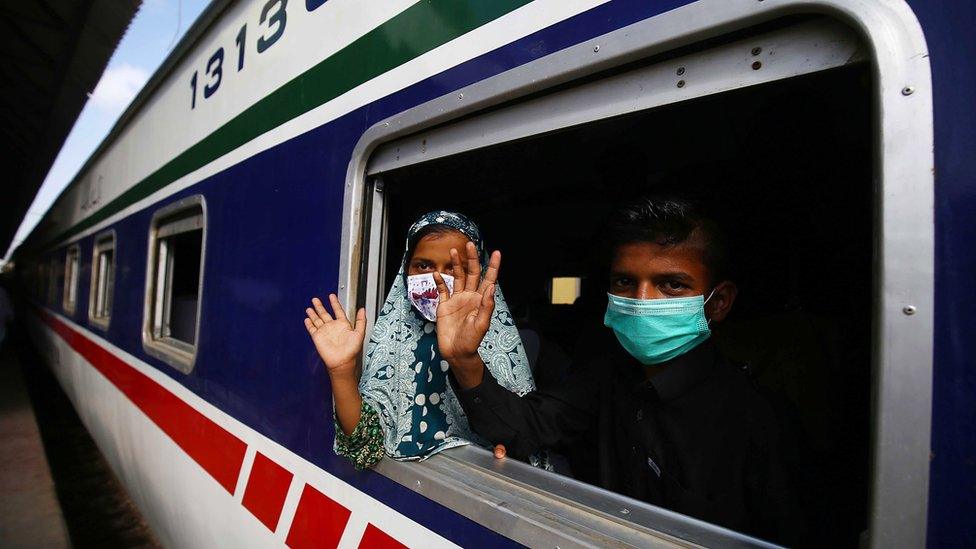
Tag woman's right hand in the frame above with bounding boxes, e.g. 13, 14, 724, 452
304, 294, 367, 379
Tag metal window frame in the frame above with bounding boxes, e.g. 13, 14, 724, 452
88, 230, 117, 330
142, 195, 208, 374
62, 244, 81, 314
339, 1, 933, 547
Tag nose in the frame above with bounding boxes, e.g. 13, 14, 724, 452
635, 281, 654, 300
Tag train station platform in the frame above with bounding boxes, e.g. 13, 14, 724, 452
0, 340, 70, 548
0, 326, 159, 548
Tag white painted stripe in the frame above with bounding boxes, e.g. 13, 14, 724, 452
336, 514, 370, 549
234, 446, 259, 503
273, 475, 304, 542
56, 0, 610, 248
45, 0, 421, 238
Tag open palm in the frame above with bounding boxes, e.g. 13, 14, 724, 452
304, 294, 366, 377
433, 242, 499, 363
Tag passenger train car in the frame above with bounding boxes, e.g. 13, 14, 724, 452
12, 0, 974, 546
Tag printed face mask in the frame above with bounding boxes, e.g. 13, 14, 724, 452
407, 273, 455, 321
603, 290, 715, 365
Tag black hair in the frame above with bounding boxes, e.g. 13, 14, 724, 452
405, 224, 464, 263
604, 195, 730, 282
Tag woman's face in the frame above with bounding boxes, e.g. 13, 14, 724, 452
407, 229, 471, 276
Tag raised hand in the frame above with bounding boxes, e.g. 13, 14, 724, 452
304, 294, 367, 380
433, 241, 499, 388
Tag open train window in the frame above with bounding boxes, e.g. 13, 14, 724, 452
343, 8, 932, 548
143, 196, 206, 373
89, 232, 116, 329
62, 245, 80, 314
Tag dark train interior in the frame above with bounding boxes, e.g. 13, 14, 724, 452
377, 62, 873, 545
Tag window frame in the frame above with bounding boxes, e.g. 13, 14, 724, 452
339, 2, 934, 548
142, 195, 207, 373
62, 244, 81, 314
88, 230, 117, 329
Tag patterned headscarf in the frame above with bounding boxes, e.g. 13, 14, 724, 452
356, 211, 535, 460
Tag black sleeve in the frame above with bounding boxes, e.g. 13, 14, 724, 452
452, 361, 601, 460
744, 411, 808, 546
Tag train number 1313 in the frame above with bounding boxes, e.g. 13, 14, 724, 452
190, 0, 288, 109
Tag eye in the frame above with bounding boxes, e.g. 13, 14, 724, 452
659, 280, 689, 295
412, 261, 434, 272
610, 276, 633, 290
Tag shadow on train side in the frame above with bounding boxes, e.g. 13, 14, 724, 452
381, 63, 873, 547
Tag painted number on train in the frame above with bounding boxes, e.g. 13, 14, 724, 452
190, 0, 294, 109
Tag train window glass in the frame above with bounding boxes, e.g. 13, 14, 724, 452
550, 277, 581, 305
89, 232, 116, 329
356, 17, 878, 548
143, 197, 206, 372
49, 258, 59, 305
37, 263, 48, 301
62, 245, 80, 314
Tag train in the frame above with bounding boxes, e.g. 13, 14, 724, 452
11, 0, 974, 546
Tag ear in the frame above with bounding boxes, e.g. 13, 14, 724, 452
704, 280, 737, 322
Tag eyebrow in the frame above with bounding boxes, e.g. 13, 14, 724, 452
656, 271, 695, 283
610, 270, 694, 281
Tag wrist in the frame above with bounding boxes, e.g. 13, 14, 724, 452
448, 353, 485, 389
327, 362, 360, 384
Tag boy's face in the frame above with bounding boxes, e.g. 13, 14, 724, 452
609, 239, 710, 300
608, 229, 736, 321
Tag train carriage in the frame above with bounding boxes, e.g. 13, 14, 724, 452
12, 0, 974, 547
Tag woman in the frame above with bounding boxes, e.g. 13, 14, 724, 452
304, 211, 538, 469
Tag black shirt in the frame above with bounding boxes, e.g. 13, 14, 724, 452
454, 338, 805, 545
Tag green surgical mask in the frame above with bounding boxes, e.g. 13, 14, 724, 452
603, 290, 715, 366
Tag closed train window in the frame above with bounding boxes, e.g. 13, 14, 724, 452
89, 232, 116, 329
49, 257, 59, 305
143, 196, 206, 372
346, 15, 908, 548
38, 265, 46, 301
62, 245, 80, 314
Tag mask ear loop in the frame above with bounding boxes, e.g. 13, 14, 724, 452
703, 287, 718, 325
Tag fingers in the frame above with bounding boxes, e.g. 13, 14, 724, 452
493, 444, 507, 459
303, 317, 316, 335
464, 241, 481, 290
328, 294, 349, 324
311, 297, 332, 322
450, 248, 465, 292
479, 250, 501, 294
433, 271, 451, 302
306, 307, 326, 327
354, 308, 367, 337
474, 283, 496, 331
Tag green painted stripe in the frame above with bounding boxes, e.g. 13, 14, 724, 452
49, 0, 533, 248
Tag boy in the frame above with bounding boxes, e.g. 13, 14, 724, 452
434, 196, 804, 544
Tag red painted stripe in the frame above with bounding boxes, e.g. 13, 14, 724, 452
38, 308, 247, 494
359, 524, 408, 549
242, 452, 294, 531
285, 484, 352, 549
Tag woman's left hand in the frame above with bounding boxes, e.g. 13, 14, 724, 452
432, 241, 499, 388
